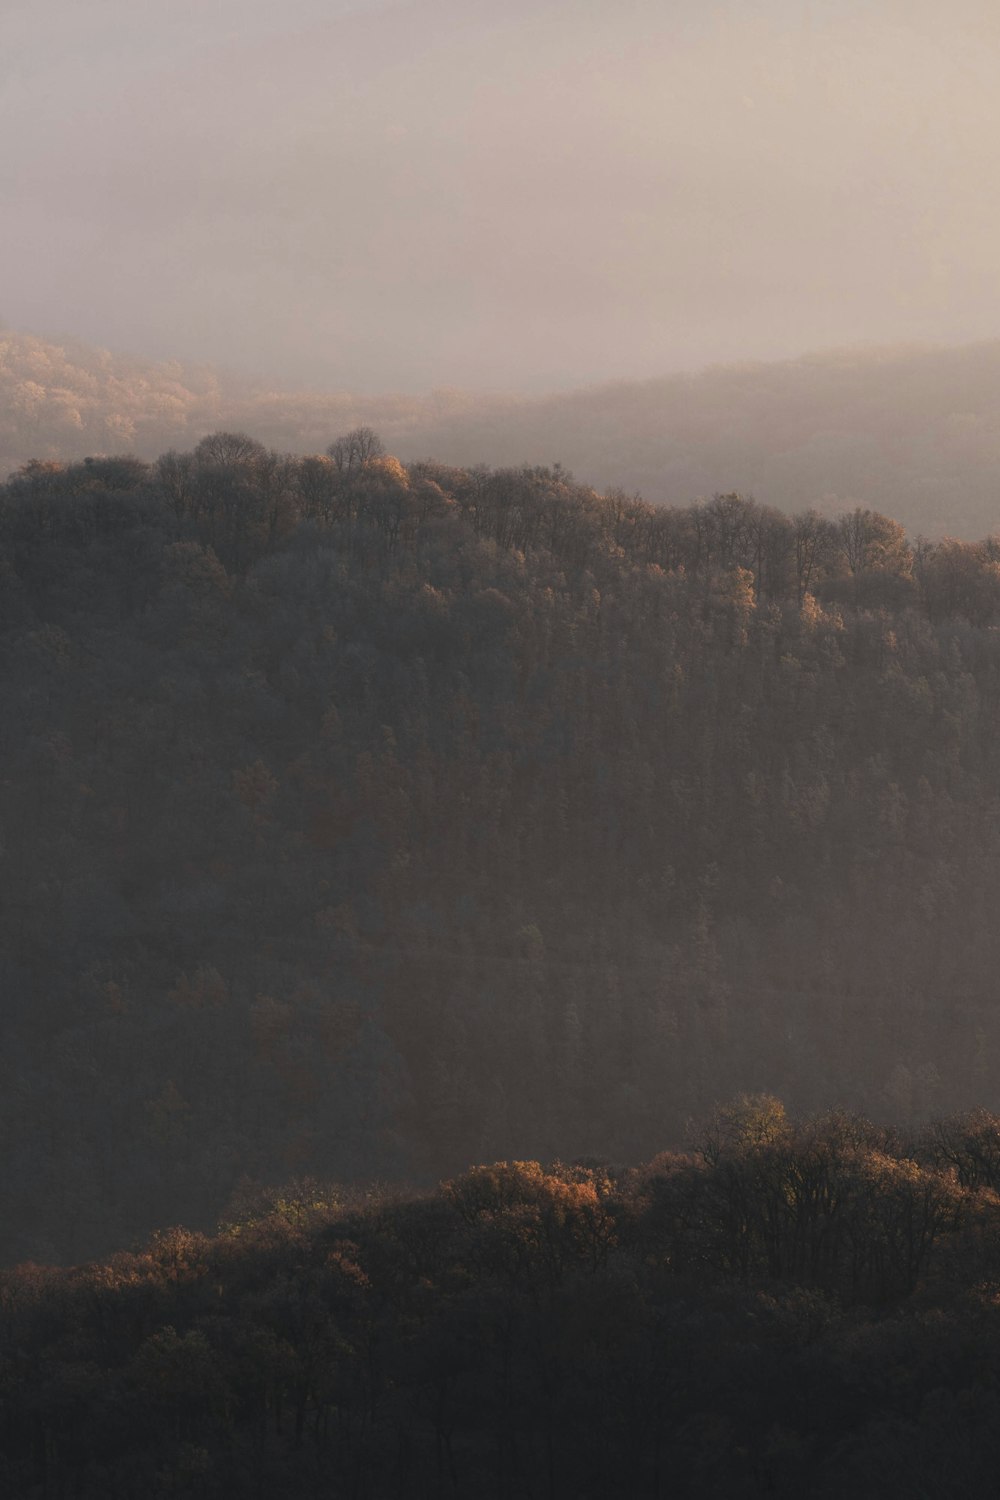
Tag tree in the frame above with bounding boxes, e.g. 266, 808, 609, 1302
193, 430, 268, 469
791, 509, 837, 603
326, 426, 385, 473
837, 506, 911, 580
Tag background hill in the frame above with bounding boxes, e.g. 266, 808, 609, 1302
5, 327, 1000, 535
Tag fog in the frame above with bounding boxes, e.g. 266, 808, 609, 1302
5, 0, 1000, 392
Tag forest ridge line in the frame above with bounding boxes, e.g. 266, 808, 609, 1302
8, 427, 1000, 622
8, 323, 1000, 536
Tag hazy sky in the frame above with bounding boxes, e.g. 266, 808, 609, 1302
4, 0, 1000, 392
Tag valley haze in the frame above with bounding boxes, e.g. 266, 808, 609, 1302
5, 0, 1000, 392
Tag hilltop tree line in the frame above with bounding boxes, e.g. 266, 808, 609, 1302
5, 431, 1000, 1263
11, 324, 1000, 538
6, 1098, 1000, 1497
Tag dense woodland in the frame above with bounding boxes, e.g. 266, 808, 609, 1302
5, 430, 1000, 1269
7, 1098, 1000, 1497
9, 326, 1000, 535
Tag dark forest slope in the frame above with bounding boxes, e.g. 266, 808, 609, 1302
6, 1101, 1000, 1499
6, 328, 1000, 535
4, 436, 1000, 1263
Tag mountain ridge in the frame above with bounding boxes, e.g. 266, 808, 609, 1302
4, 324, 1000, 535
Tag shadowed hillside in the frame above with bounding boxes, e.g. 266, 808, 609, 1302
6, 434, 1000, 1267
6, 1098, 1000, 1498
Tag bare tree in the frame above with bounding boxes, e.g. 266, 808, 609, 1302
791, 509, 837, 603
193, 431, 267, 468
326, 426, 385, 473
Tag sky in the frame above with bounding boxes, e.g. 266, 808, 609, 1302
4, 0, 1000, 393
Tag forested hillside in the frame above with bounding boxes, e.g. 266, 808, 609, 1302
5, 432, 1000, 1264
6, 1099, 1000, 1498
8, 326, 1000, 536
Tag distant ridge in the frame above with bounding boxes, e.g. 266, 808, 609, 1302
4, 325, 1000, 536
